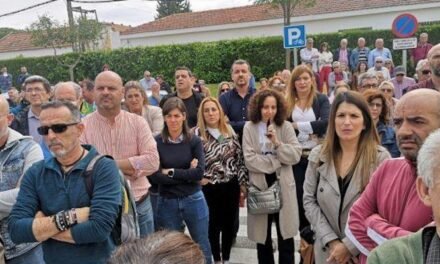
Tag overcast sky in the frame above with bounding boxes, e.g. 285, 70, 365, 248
0, 0, 252, 29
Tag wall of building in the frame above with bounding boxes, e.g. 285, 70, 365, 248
0, 47, 73, 61
120, 3, 440, 48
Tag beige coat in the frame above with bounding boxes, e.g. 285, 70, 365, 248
243, 121, 302, 244
303, 145, 390, 263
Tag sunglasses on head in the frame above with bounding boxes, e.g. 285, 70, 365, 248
37, 122, 79, 136
422, 70, 431, 75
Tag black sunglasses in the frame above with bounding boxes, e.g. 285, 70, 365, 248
37, 122, 79, 136
422, 70, 431, 75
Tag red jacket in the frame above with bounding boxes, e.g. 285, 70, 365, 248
345, 158, 432, 264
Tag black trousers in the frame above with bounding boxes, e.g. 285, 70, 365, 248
293, 156, 310, 232
202, 177, 240, 261
257, 213, 295, 264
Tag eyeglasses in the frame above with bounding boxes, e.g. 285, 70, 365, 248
368, 102, 383, 108
362, 84, 377, 89
380, 89, 394, 93
375, 61, 383, 63
37, 122, 79, 135
220, 89, 229, 93
26, 88, 45, 93
396, 73, 404, 77
422, 70, 432, 75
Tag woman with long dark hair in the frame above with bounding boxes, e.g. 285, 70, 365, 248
303, 91, 390, 264
150, 97, 212, 264
243, 89, 302, 264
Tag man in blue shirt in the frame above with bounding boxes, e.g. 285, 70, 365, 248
219, 59, 255, 141
368, 38, 393, 68
8, 100, 121, 264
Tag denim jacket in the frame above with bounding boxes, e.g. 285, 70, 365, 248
377, 121, 400, 158
0, 128, 43, 260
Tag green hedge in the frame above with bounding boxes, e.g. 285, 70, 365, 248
2, 24, 440, 87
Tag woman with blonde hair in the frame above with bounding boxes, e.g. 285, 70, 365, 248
124, 81, 163, 136
286, 65, 330, 236
378, 81, 399, 126
304, 91, 390, 264
193, 97, 247, 264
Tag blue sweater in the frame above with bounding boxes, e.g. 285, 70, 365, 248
150, 135, 205, 198
8, 145, 121, 264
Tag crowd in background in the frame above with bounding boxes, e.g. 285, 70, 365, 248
0, 32, 439, 264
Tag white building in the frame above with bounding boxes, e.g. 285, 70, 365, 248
120, 0, 440, 48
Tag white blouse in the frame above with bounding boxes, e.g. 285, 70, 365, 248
291, 106, 317, 150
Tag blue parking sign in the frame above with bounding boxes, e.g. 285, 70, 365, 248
283, 25, 306, 49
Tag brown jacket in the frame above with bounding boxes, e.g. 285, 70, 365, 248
243, 121, 302, 244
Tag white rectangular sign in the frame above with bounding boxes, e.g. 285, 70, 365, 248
393, 37, 417, 50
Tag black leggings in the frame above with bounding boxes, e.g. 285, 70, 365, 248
202, 177, 240, 261
293, 156, 310, 232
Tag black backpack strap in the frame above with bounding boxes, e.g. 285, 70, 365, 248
82, 154, 114, 199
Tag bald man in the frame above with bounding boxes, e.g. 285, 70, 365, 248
406, 44, 440, 94
346, 89, 440, 264
53, 81, 82, 108
80, 71, 159, 237
0, 96, 44, 263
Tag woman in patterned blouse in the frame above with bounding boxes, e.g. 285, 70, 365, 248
193, 97, 248, 264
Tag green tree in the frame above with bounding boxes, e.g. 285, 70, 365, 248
254, 0, 316, 69
155, 0, 191, 19
0, 27, 20, 39
28, 15, 103, 81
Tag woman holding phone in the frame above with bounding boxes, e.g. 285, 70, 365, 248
243, 89, 302, 264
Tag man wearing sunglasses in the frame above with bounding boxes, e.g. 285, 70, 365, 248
10, 75, 51, 145
405, 44, 440, 94
80, 71, 159, 238
0, 96, 45, 263
390, 66, 416, 99
8, 100, 121, 264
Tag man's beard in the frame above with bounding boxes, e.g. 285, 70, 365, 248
432, 66, 440, 78
397, 133, 423, 163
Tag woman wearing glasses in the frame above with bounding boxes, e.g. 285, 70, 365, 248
303, 91, 390, 264
363, 89, 400, 157
149, 97, 212, 264
123, 81, 163, 136
242, 89, 302, 264
378, 81, 399, 126
268, 76, 286, 95
217, 82, 232, 97
193, 97, 247, 264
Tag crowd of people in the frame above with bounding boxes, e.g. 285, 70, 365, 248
0, 32, 438, 264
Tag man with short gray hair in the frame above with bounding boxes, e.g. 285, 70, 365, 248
368, 39, 393, 68
53, 81, 82, 108
351, 37, 370, 69
368, 129, 440, 263
333, 38, 352, 70
410, 32, 433, 67
139, 70, 156, 92
358, 72, 379, 93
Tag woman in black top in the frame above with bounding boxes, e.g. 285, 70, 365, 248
150, 97, 212, 264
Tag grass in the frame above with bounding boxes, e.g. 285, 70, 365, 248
206, 83, 219, 98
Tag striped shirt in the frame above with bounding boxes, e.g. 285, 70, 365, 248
80, 110, 160, 201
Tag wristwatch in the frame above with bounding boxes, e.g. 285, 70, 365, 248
167, 169, 174, 178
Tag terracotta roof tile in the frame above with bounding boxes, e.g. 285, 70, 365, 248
122, 0, 439, 35
0, 32, 44, 53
